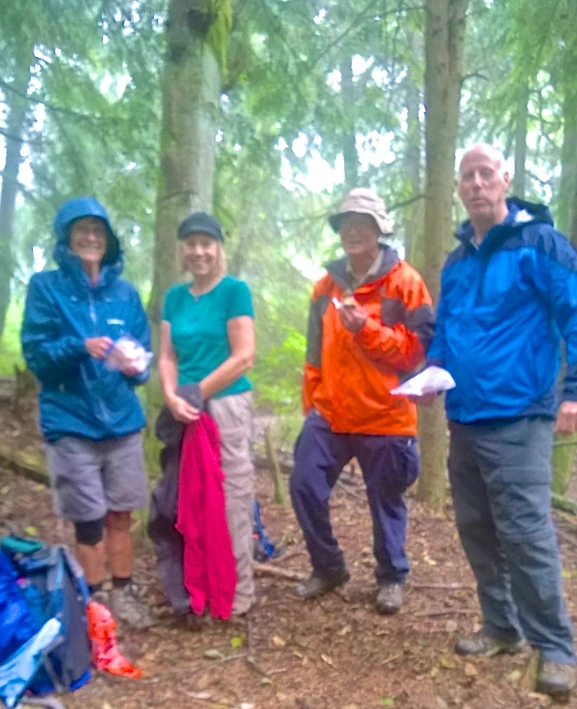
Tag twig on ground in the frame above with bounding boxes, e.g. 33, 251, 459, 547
245, 612, 269, 677
336, 479, 366, 501
381, 652, 403, 666
254, 562, 306, 582
270, 548, 306, 565
413, 609, 479, 618
149, 653, 247, 677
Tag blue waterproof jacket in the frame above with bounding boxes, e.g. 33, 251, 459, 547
427, 198, 577, 423
21, 197, 150, 442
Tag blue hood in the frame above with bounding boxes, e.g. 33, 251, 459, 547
455, 197, 554, 246
53, 197, 123, 289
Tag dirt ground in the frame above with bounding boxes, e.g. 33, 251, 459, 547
2, 424, 577, 709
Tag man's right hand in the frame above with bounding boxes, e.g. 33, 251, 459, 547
85, 337, 113, 360
166, 394, 201, 424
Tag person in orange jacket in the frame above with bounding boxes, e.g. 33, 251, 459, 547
290, 188, 434, 614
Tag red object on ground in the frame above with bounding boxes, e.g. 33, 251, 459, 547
176, 412, 237, 619
86, 601, 142, 679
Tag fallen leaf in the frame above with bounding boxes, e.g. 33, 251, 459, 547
231, 635, 245, 648
24, 526, 37, 537
204, 649, 224, 660
338, 625, 352, 637
272, 635, 286, 648
464, 662, 478, 677
260, 678, 273, 685
0, 486, 10, 495
506, 669, 522, 683
436, 698, 449, 709
380, 699, 395, 707
321, 654, 335, 668
440, 657, 455, 669
293, 650, 304, 659
445, 620, 458, 633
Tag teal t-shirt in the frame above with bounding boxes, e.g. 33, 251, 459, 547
162, 276, 254, 398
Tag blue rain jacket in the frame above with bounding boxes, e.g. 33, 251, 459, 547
21, 197, 150, 442
428, 198, 577, 423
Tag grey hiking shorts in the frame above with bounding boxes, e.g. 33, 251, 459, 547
46, 432, 148, 522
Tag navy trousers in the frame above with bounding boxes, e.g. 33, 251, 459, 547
290, 412, 419, 584
449, 417, 576, 664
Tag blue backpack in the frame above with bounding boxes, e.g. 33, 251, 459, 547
0, 538, 92, 708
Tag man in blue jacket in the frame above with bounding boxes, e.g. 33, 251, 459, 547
21, 197, 153, 629
419, 144, 576, 698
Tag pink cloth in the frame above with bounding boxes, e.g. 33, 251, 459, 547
175, 412, 237, 619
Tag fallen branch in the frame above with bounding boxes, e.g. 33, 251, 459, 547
254, 563, 306, 582
552, 493, 577, 515
0, 447, 49, 486
413, 609, 479, 618
264, 426, 288, 506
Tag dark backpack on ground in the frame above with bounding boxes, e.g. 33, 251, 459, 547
0, 538, 91, 708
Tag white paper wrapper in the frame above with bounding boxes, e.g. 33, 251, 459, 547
390, 365, 456, 396
105, 335, 153, 374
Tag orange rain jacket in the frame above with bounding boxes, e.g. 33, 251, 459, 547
303, 246, 434, 436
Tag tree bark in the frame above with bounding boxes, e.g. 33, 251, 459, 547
148, 0, 224, 343
557, 88, 577, 237
512, 83, 529, 199
416, 0, 469, 512
0, 45, 34, 338
403, 31, 422, 264
341, 57, 358, 190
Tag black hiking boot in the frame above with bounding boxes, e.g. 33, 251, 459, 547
296, 568, 350, 599
536, 660, 575, 700
455, 630, 525, 657
376, 583, 403, 615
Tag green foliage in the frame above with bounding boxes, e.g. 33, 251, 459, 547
251, 326, 306, 413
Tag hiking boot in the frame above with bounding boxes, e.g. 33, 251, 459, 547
110, 583, 154, 630
536, 661, 575, 699
455, 631, 525, 657
296, 568, 350, 599
376, 583, 403, 615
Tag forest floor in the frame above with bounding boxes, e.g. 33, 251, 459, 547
1, 401, 577, 709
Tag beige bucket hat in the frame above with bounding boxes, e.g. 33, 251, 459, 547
329, 187, 393, 235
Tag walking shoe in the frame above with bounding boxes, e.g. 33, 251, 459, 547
455, 630, 525, 657
376, 583, 403, 615
296, 568, 350, 599
536, 660, 575, 699
110, 583, 154, 630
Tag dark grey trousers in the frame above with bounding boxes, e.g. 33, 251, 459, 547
449, 416, 575, 664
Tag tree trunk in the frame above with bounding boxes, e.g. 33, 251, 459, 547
148, 0, 227, 342
557, 88, 577, 236
512, 83, 529, 199
341, 57, 358, 190
551, 74, 577, 496
0, 46, 33, 339
416, 0, 469, 512
403, 32, 422, 264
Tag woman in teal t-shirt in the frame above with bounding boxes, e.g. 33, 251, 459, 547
158, 211, 256, 616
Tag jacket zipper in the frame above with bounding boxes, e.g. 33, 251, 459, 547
88, 291, 111, 431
